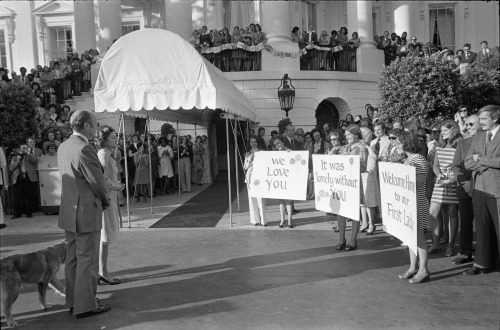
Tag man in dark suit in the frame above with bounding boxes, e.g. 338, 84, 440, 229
477, 40, 491, 62
461, 43, 477, 64
452, 115, 479, 264
306, 25, 318, 45
256, 127, 267, 151
58, 110, 111, 317
464, 105, 500, 275
282, 125, 303, 213
9, 137, 42, 219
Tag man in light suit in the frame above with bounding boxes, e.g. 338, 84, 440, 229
452, 115, 479, 265
9, 137, 42, 219
463, 105, 500, 275
58, 110, 111, 317
370, 122, 390, 160
477, 40, 491, 62
461, 43, 477, 64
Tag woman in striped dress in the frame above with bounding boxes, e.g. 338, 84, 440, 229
429, 120, 462, 256
398, 132, 431, 284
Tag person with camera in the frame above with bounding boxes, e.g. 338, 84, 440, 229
9, 137, 42, 219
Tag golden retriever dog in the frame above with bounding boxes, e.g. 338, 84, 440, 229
1, 241, 67, 327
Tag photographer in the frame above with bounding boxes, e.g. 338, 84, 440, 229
9, 138, 41, 219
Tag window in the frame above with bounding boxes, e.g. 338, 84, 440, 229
301, 1, 317, 31
49, 27, 72, 60
0, 29, 6, 68
429, 5, 455, 51
122, 23, 140, 36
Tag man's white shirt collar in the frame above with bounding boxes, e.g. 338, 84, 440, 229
488, 125, 499, 141
73, 131, 89, 143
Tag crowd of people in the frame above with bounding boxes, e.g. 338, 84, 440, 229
375, 31, 493, 69
244, 104, 500, 283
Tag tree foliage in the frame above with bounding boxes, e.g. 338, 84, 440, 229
378, 55, 461, 122
0, 84, 39, 150
160, 122, 176, 137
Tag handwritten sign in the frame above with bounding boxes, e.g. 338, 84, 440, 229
312, 155, 360, 221
249, 151, 309, 200
379, 162, 418, 255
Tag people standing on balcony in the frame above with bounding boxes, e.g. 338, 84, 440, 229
199, 26, 211, 47
318, 29, 330, 70
190, 29, 200, 50
336, 27, 348, 47
306, 24, 318, 45
348, 32, 360, 49
231, 26, 243, 71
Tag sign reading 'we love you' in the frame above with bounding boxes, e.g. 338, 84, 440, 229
248, 151, 309, 200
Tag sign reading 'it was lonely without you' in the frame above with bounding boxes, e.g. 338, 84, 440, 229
249, 151, 309, 201
379, 162, 418, 255
312, 155, 360, 221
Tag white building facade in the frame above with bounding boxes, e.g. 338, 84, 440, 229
1, 0, 498, 134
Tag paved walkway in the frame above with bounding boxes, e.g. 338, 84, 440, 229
1, 183, 499, 329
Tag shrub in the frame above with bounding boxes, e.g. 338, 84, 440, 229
277, 117, 292, 135
0, 84, 39, 150
160, 122, 176, 137
378, 54, 461, 122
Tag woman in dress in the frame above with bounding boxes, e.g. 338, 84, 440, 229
345, 114, 354, 125
428, 120, 462, 256
381, 128, 407, 164
134, 142, 150, 203
273, 138, 294, 228
97, 126, 123, 286
157, 137, 174, 194
359, 127, 380, 235
337, 27, 349, 47
348, 32, 360, 49
244, 136, 267, 226
336, 125, 368, 251
192, 136, 205, 186
318, 28, 331, 70
398, 132, 431, 284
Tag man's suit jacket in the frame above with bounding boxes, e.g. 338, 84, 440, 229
303, 32, 318, 45
461, 52, 477, 64
256, 136, 267, 151
283, 136, 303, 151
464, 130, 500, 198
477, 49, 491, 62
370, 135, 390, 160
58, 135, 109, 233
452, 138, 474, 199
9, 148, 41, 184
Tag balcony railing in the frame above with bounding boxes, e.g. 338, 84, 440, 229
300, 48, 357, 72
201, 50, 262, 72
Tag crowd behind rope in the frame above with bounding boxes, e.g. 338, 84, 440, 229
245, 103, 500, 283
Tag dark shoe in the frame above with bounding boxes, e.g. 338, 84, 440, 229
279, 224, 284, 228
0, 224, 6, 229
292, 209, 300, 214
462, 266, 488, 276
75, 304, 111, 318
409, 272, 430, 284
366, 225, 377, 235
119, 203, 124, 207
254, 223, 260, 226
98, 276, 121, 286
359, 226, 369, 233
134, 198, 140, 203
288, 224, 294, 229
452, 256, 473, 265
336, 241, 346, 250
261, 224, 267, 227
428, 246, 441, 254
345, 244, 357, 251
333, 228, 339, 233
398, 269, 418, 279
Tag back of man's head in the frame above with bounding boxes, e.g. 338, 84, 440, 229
70, 110, 94, 132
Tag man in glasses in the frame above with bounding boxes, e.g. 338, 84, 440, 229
451, 115, 479, 265
455, 105, 469, 136
461, 43, 477, 64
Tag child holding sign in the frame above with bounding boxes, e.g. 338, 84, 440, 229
273, 138, 294, 228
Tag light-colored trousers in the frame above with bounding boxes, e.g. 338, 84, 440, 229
247, 185, 267, 225
178, 157, 191, 192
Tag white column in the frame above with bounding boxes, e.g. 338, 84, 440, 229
393, 1, 412, 39
261, 0, 299, 72
347, 0, 383, 74
74, 0, 96, 53
94, 0, 122, 54
165, 0, 193, 41
14, 1, 39, 69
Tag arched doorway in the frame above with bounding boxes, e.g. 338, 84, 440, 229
315, 99, 340, 129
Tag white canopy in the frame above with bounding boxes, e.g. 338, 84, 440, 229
93, 28, 256, 123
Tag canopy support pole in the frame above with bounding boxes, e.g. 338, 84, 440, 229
233, 119, 240, 213
176, 121, 181, 197
225, 116, 232, 227
147, 116, 154, 214
121, 113, 131, 228
116, 114, 123, 228
194, 124, 197, 137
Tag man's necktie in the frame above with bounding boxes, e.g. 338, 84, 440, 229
374, 138, 381, 156
30, 148, 33, 155
487, 132, 493, 148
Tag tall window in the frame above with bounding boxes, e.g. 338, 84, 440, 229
49, 27, 72, 60
429, 5, 455, 51
122, 23, 140, 36
301, 1, 317, 31
0, 29, 7, 68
